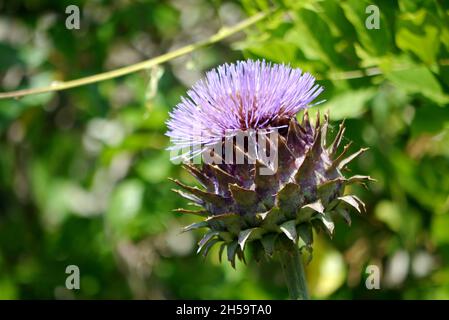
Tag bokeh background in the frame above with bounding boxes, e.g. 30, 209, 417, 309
1, 0, 449, 299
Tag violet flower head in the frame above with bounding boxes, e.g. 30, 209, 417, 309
166, 60, 324, 158
167, 59, 372, 281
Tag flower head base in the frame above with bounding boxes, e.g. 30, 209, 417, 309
167, 60, 372, 267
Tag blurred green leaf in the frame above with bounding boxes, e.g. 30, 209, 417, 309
340, 0, 392, 57
375, 200, 402, 232
107, 179, 145, 235
395, 9, 440, 65
432, 214, 449, 245
318, 88, 375, 120
386, 66, 449, 104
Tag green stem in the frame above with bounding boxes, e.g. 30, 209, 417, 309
0, 8, 275, 100
279, 241, 309, 300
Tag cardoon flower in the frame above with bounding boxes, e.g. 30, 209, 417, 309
166, 60, 372, 299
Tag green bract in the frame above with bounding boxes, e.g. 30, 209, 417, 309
172, 111, 373, 267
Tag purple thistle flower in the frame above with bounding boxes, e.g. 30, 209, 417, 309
169, 60, 372, 299
166, 60, 323, 158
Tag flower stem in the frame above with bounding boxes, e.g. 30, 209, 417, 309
279, 241, 309, 300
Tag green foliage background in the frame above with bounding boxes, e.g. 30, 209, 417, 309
0, 0, 448, 299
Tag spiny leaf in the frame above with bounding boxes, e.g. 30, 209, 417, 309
327, 142, 353, 172
302, 200, 324, 214
206, 213, 242, 234
232, 163, 253, 186
319, 212, 335, 236
201, 238, 220, 257
322, 110, 329, 147
315, 109, 321, 128
317, 178, 344, 204
205, 164, 239, 194
236, 247, 247, 265
170, 178, 230, 208
218, 243, 226, 263
173, 208, 207, 217
254, 159, 277, 197
297, 223, 313, 247
187, 202, 204, 208
238, 229, 253, 251
238, 227, 264, 250
302, 109, 313, 133
294, 147, 316, 187
297, 205, 318, 223
182, 163, 214, 191
287, 118, 306, 155
260, 233, 278, 256
329, 119, 346, 156
257, 207, 283, 231
346, 175, 375, 182
172, 189, 203, 205
276, 183, 303, 216
345, 175, 376, 189
183, 221, 209, 233
320, 175, 375, 188
311, 116, 323, 158
229, 184, 258, 208
317, 177, 344, 190
251, 241, 266, 263
227, 241, 239, 268
338, 195, 366, 213
197, 230, 219, 254
280, 219, 297, 243
336, 207, 352, 226
218, 231, 233, 242
338, 148, 369, 170
276, 134, 296, 177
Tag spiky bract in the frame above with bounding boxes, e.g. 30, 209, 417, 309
172, 112, 372, 267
